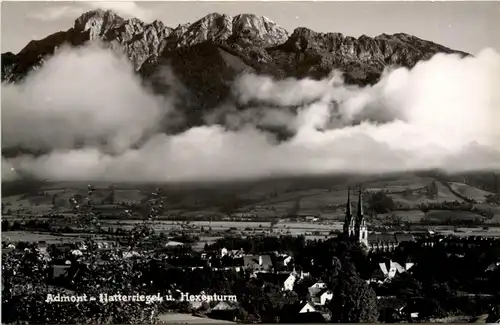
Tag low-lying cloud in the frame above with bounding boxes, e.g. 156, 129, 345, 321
2, 44, 500, 183
2, 43, 170, 154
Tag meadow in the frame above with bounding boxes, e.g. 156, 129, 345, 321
3, 172, 500, 246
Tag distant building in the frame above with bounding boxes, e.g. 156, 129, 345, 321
243, 255, 272, 271
308, 281, 327, 297
311, 289, 333, 306
256, 272, 297, 291
280, 301, 327, 323
370, 260, 414, 284
343, 186, 415, 252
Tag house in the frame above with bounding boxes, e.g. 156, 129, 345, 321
377, 296, 406, 323
2, 248, 14, 255
299, 302, 317, 313
165, 241, 184, 247
399, 305, 419, 320
48, 264, 83, 287
311, 289, 333, 306
283, 273, 296, 291
96, 241, 117, 250
71, 249, 83, 256
274, 254, 293, 270
256, 272, 296, 291
209, 256, 243, 271
486, 262, 500, 272
208, 301, 239, 322
370, 260, 414, 283
280, 301, 327, 323
399, 298, 433, 321
308, 281, 327, 297
220, 248, 244, 258
243, 255, 272, 271
50, 265, 71, 280
123, 251, 141, 259
189, 291, 210, 311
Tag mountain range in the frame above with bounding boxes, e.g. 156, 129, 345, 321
2, 9, 469, 126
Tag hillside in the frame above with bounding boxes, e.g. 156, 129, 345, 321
2, 9, 469, 119
3, 174, 499, 223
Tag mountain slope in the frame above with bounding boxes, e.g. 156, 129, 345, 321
2, 9, 469, 116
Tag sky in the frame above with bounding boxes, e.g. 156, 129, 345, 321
1, 1, 499, 55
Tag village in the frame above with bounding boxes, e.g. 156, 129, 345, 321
2, 185, 500, 324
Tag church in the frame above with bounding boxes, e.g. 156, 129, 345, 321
343, 187, 415, 252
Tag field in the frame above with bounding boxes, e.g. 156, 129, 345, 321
3, 172, 500, 244
449, 182, 493, 202
2, 231, 107, 243
424, 210, 485, 222
100, 220, 343, 235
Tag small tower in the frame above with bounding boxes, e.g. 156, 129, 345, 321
355, 186, 369, 248
344, 187, 355, 236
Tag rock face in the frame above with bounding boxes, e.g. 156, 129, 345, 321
2, 9, 469, 113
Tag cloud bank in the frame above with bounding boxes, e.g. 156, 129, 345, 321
2, 44, 500, 183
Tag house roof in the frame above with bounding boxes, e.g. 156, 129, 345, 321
281, 301, 316, 315
243, 255, 272, 269
257, 272, 293, 284
394, 233, 416, 242
316, 288, 332, 298
165, 241, 185, 247
369, 232, 416, 244
51, 265, 71, 278
280, 303, 326, 323
371, 267, 386, 280
308, 280, 328, 295
212, 301, 237, 311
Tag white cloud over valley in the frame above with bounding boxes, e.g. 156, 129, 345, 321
2, 44, 500, 183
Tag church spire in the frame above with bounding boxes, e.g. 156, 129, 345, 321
343, 187, 353, 234
346, 187, 352, 218
357, 186, 364, 218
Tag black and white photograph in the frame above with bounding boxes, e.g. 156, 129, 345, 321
1, 0, 500, 323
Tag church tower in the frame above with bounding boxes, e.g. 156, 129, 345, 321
355, 187, 369, 248
343, 187, 355, 236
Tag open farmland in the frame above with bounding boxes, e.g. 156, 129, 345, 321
101, 220, 344, 234
3, 172, 500, 233
424, 210, 486, 222
1, 231, 107, 243
376, 210, 427, 223
448, 182, 493, 202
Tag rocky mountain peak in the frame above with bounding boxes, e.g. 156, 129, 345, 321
231, 13, 289, 47
175, 12, 288, 48
74, 9, 125, 40
2, 9, 469, 112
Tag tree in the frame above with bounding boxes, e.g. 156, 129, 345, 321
238, 282, 295, 323
426, 181, 439, 198
368, 191, 395, 214
286, 199, 301, 218
328, 273, 379, 323
105, 187, 115, 204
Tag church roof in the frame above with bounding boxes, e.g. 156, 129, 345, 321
394, 233, 415, 242
368, 232, 416, 244
368, 233, 397, 243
